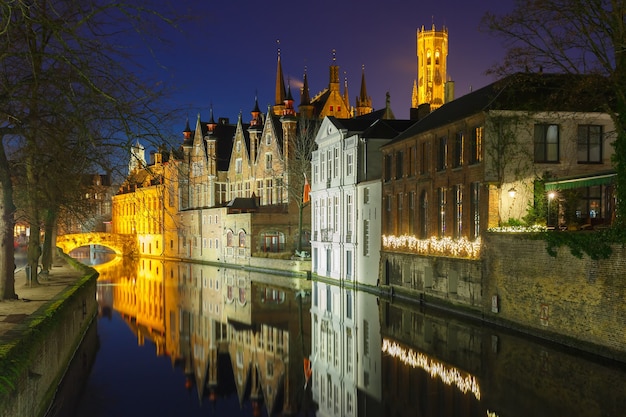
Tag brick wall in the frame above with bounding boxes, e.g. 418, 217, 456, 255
483, 233, 626, 361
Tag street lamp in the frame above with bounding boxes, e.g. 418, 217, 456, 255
548, 192, 556, 227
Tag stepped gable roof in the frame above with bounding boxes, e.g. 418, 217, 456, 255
389, 72, 610, 145
268, 114, 285, 153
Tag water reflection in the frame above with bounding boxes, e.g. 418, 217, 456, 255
378, 299, 626, 417
78, 256, 626, 417
91, 257, 313, 416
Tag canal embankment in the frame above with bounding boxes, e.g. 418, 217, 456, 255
0, 253, 99, 417
381, 233, 626, 364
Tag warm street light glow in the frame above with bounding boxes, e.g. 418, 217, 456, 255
382, 338, 481, 400
508, 188, 517, 198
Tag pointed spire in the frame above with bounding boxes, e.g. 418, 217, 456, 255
329, 49, 340, 89
300, 67, 311, 106
183, 117, 191, 138
359, 65, 369, 102
355, 65, 372, 116
343, 71, 349, 109
250, 93, 262, 127
207, 104, 217, 134
282, 79, 296, 118
275, 40, 286, 106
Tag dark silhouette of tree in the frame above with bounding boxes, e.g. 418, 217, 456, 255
0, 0, 185, 299
482, 0, 626, 226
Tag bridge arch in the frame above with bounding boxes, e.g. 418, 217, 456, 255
56, 233, 137, 257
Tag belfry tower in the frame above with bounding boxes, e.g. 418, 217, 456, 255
413, 24, 453, 111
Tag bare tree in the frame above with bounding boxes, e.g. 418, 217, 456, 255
482, 0, 626, 226
0, 0, 184, 298
286, 116, 320, 253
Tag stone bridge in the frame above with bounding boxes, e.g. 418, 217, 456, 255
56, 233, 137, 257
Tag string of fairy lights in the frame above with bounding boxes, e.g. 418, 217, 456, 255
382, 225, 547, 259
382, 235, 482, 259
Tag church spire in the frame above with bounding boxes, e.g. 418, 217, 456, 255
207, 104, 217, 134
300, 67, 311, 106
329, 49, 340, 91
273, 41, 286, 115
355, 65, 373, 116
343, 72, 350, 112
299, 67, 314, 119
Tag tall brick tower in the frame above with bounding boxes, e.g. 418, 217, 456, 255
413, 24, 453, 110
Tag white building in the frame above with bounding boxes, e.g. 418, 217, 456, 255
310, 116, 414, 285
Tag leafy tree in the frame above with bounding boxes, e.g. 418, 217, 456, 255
482, 0, 626, 226
0, 0, 183, 299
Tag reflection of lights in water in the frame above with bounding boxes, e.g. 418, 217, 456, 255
486, 411, 500, 417
382, 338, 481, 400
382, 235, 481, 259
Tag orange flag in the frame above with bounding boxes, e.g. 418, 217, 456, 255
303, 174, 311, 203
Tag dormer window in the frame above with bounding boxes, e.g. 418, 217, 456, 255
266, 134, 271, 145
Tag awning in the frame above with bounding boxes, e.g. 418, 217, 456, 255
545, 172, 616, 191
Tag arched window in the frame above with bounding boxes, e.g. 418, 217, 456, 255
239, 231, 246, 247
435, 50, 440, 65
426, 50, 432, 65
226, 231, 233, 247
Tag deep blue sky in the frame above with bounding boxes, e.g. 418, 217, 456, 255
138, 0, 515, 139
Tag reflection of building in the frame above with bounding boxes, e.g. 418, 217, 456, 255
310, 280, 382, 416
95, 259, 312, 414
380, 73, 616, 304
310, 116, 413, 284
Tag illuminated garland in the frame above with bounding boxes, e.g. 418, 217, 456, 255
487, 225, 546, 233
382, 235, 481, 259
382, 338, 481, 400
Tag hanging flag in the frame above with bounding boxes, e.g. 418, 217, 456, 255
303, 173, 311, 203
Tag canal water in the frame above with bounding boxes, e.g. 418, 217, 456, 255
60, 253, 626, 417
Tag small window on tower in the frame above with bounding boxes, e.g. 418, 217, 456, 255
338, 106, 341, 112
435, 50, 440, 65
329, 105, 333, 111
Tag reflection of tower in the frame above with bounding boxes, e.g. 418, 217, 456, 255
413, 24, 453, 111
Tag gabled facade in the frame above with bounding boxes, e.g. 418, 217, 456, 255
310, 116, 414, 284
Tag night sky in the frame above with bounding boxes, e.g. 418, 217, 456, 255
136, 0, 515, 138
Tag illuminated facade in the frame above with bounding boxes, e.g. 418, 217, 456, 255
310, 116, 413, 284
412, 24, 453, 111
380, 73, 616, 303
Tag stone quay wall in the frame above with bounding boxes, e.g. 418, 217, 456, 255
381, 233, 626, 362
0, 262, 99, 417
482, 233, 626, 362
